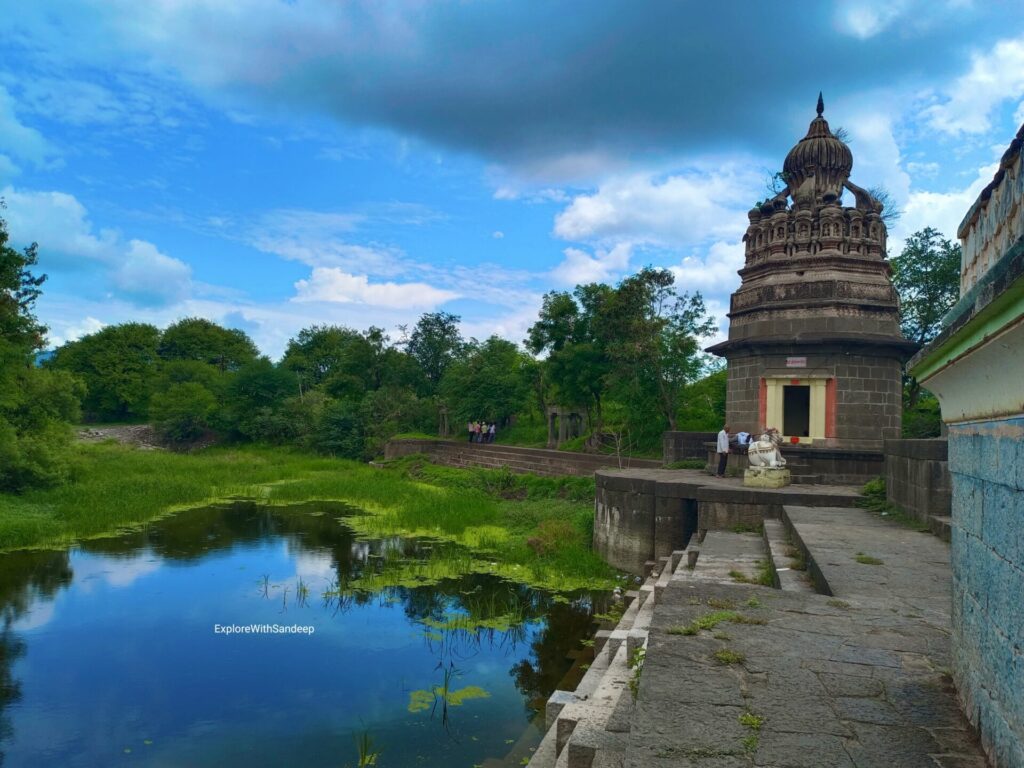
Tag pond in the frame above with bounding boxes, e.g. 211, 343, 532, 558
0, 502, 609, 767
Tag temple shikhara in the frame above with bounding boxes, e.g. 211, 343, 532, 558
708, 95, 917, 480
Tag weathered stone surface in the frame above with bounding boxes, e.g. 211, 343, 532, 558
592, 468, 860, 574
743, 467, 791, 488
619, 507, 986, 768
383, 438, 662, 477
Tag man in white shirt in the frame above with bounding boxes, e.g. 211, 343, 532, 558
716, 424, 731, 477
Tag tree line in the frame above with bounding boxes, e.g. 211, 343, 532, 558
1, 200, 961, 493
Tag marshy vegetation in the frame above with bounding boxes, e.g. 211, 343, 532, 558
0, 442, 617, 591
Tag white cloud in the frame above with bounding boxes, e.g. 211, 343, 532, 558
47, 316, 106, 347
1, 184, 192, 306
553, 165, 760, 247
843, 110, 911, 204
113, 239, 193, 305
492, 230, 504, 239
550, 242, 633, 286
670, 241, 745, 296
892, 162, 997, 246
292, 267, 459, 309
905, 161, 940, 177
0, 86, 58, 170
834, 1, 910, 39
924, 35, 1024, 136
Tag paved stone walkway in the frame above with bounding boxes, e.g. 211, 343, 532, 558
624, 508, 988, 767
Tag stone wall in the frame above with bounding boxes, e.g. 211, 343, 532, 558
948, 417, 1024, 767
883, 439, 951, 524
662, 431, 717, 463
705, 443, 884, 485
725, 350, 903, 448
383, 438, 662, 477
593, 469, 860, 574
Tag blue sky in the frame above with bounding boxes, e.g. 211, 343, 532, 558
1, 0, 1023, 357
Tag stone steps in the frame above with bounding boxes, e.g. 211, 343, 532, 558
762, 518, 815, 592
527, 553, 682, 768
672, 530, 766, 585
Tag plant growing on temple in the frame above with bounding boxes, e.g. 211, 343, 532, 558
0, 204, 82, 491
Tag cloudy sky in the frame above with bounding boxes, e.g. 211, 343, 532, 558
1, 0, 1022, 357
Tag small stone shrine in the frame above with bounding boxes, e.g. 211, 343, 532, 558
707, 95, 917, 481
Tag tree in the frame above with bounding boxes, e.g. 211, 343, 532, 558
527, 285, 614, 430
890, 228, 961, 346
440, 337, 532, 424
157, 317, 258, 372
282, 325, 376, 392
599, 268, 716, 430
149, 382, 217, 443
403, 312, 465, 389
890, 227, 962, 409
49, 323, 161, 420
0, 207, 81, 490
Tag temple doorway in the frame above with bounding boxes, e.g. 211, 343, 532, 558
783, 385, 811, 437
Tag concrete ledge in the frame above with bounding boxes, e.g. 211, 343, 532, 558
594, 468, 860, 574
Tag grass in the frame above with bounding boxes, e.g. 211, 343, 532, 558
856, 477, 930, 531
0, 443, 618, 591
739, 711, 764, 754
854, 552, 884, 566
727, 559, 775, 587
665, 459, 707, 470
667, 610, 765, 636
712, 649, 745, 665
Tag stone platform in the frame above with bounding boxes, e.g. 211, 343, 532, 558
531, 506, 988, 767
594, 468, 861, 574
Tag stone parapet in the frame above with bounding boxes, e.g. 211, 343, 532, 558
883, 438, 951, 524
383, 438, 662, 477
661, 431, 716, 463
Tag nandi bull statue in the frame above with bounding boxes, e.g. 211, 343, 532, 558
744, 429, 791, 487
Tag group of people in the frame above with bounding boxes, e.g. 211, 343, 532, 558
467, 421, 497, 443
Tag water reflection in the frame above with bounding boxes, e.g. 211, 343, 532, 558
0, 502, 605, 767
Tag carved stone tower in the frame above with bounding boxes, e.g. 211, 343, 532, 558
708, 95, 917, 459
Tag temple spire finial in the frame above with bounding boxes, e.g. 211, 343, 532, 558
816, 92, 824, 117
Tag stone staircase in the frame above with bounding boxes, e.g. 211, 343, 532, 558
527, 529, 790, 768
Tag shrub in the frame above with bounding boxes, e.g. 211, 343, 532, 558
150, 382, 217, 443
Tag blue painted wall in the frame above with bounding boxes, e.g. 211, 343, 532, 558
948, 415, 1024, 767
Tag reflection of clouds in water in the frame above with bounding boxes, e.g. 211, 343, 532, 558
12, 600, 56, 631
290, 550, 335, 586
71, 552, 162, 593
349, 536, 406, 564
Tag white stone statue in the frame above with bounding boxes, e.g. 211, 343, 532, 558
746, 428, 787, 468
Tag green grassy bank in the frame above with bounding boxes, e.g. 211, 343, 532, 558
0, 443, 617, 590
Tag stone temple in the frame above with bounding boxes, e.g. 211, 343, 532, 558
707, 95, 917, 482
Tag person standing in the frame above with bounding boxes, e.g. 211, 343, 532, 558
716, 424, 731, 477
467, 421, 474, 443
488, 423, 496, 443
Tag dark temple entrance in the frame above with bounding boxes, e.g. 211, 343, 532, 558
783, 385, 810, 437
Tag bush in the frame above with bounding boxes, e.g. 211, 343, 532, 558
902, 395, 942, 438
311, 400, 366, 460
150, 382, 217, 443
